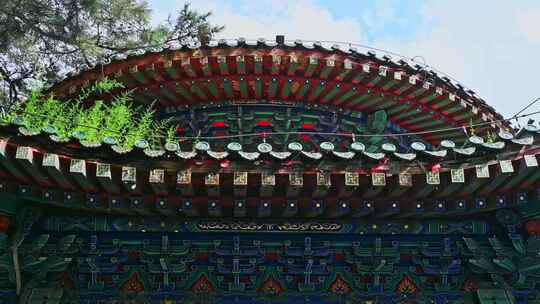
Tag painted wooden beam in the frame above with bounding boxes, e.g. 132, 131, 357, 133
233, 171, 248, 197
94, 163, 120, 194
319, 58, 336, 79
69, 159, 96, 192
257, 200, 272, 217
260, 172, 275, 198
208, 199, 222, 217
42, 153, 73, 190
339, 172, 359, 198
181, 57, 197, 77
352, 200, 375, 218
304, 56, 319, 77
121, 166, 138, 193
236, 55, 246, 74
14, 146, 50, 186
176, 170, 193, 196
0, 140, 27, 182
313, 171, 331, 198
286, 55, 299, 76
149, 169, 168, 195
287, 172, 303, 197
205, 173, 220, 197
282, 199, 299, 217
233, 200, 247, 217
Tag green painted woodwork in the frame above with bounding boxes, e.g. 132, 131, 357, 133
222, 79, 234, 99
174, 83, 193, 101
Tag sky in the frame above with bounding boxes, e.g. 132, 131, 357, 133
147, 0, 540, 121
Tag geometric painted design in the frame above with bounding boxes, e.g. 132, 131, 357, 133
328, 273, 352, 294
258, 275, 284, 295
345, 172, 359, 186
317, 171, 331, 187
205, 173, 220, 186
290, 172, 304, 186
426, 171, 440, 185
371, 172, 386, 186
177, 170, 192, 184
261, 172, 276, 186
399, 172, 413, 187
233, 171, 248, 186
395, 275, 419, 294
191, 274, 215, 293
499, 160, 514, 173
476, 164, 490, 178
451, 168, 465, 183
524, 154, 539, 167
120, 272, 145, 293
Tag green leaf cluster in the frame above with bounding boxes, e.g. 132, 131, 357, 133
10, 78, 169, 151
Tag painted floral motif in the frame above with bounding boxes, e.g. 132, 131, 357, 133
258, 275, 284, 295
328, 273, 352, 294
396, 275, 418, 294
191, 274, 215, 293
120, 272, 144, 293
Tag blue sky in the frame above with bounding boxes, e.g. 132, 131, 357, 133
147, 0, 540, 121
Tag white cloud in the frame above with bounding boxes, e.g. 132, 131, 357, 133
150, 0, 540, 120
186, 0, 364, 43
372, 1, 540, 119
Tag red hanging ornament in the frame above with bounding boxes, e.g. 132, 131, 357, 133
300, 134, 311, 141
220, 160, 230, 168
431, 163, 442, 172
257, 120, 272, 127
211, 121, 226, 128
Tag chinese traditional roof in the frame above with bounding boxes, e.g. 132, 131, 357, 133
1, 38, 540, 304
50, 38, 507, 144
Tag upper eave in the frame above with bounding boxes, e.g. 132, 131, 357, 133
47, 38, 509, 144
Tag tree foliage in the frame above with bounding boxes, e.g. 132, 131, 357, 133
0, 0, 223, 109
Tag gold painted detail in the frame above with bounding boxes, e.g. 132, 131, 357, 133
197, 221, 342, 232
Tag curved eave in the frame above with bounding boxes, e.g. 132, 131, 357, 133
2, 123, 539, 169
48, 41, 508, 144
